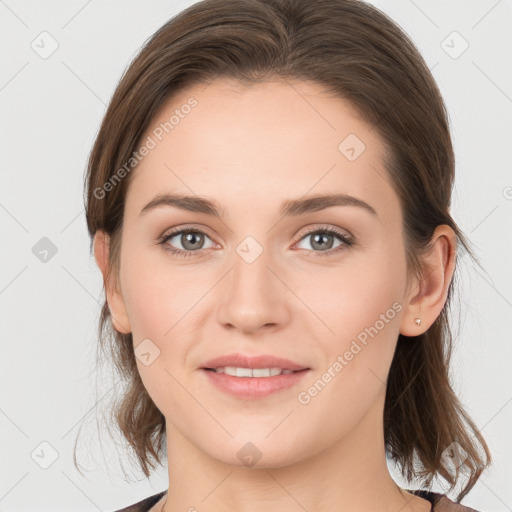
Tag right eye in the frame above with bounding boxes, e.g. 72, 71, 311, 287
158, 228, 217, 257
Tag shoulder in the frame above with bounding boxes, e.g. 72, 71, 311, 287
407, 489, 483, 512
111, 490, 167, 512
432, 492, 483, 512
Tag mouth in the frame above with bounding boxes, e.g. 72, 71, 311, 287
199, 353, 311, 399
200, 367, 310, 399
199, 353, 311, 400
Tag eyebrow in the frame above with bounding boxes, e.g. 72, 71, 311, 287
139, 192, 377, 218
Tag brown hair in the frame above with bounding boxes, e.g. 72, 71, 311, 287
80, 0, 491, 501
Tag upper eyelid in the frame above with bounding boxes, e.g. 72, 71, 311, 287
160, 224, 217, 242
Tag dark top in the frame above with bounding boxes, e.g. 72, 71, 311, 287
112, 490, 166, 512
111, 488, 482, 512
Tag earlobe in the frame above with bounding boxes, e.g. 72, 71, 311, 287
93, 230, 132, 334
399, 225, 457, 337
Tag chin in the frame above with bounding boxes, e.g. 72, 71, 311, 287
205, 435, 310, 470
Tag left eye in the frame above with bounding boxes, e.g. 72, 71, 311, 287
295, 227, 353, 253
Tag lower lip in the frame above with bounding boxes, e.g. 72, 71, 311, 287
201, 368, 310, 399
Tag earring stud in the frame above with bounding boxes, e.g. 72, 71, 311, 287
414, 318, 421, 326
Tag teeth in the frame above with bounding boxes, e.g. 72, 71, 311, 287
212, 367, 295, 377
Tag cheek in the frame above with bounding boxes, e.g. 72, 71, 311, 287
300, 249, 405, 343
291, 255, 405, 438
122, 261, 202, 412
295, 248, 407, 410
120, 245, 201, 341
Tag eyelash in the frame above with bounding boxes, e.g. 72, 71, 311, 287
157, 225, 354, 258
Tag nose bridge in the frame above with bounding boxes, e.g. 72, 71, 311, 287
230, 233, 277, 302
233, 235, 272, 290
216, 233, 289, 332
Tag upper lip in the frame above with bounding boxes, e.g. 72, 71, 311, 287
201, 353, 309, 371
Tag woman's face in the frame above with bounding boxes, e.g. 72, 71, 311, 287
104, 78, 416, 467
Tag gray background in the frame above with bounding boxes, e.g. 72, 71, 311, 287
0, 0, 511, 511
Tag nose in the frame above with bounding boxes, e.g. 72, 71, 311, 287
216, 245, 291, 335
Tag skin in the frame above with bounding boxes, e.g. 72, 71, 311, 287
94, 78, 456, 512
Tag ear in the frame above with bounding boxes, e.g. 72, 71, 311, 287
93, 230, 131, 334
399, 225, 457, 337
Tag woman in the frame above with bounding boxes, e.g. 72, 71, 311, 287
81, 0, 491, 510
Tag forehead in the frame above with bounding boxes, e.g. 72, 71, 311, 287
125, 78, 398, 222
